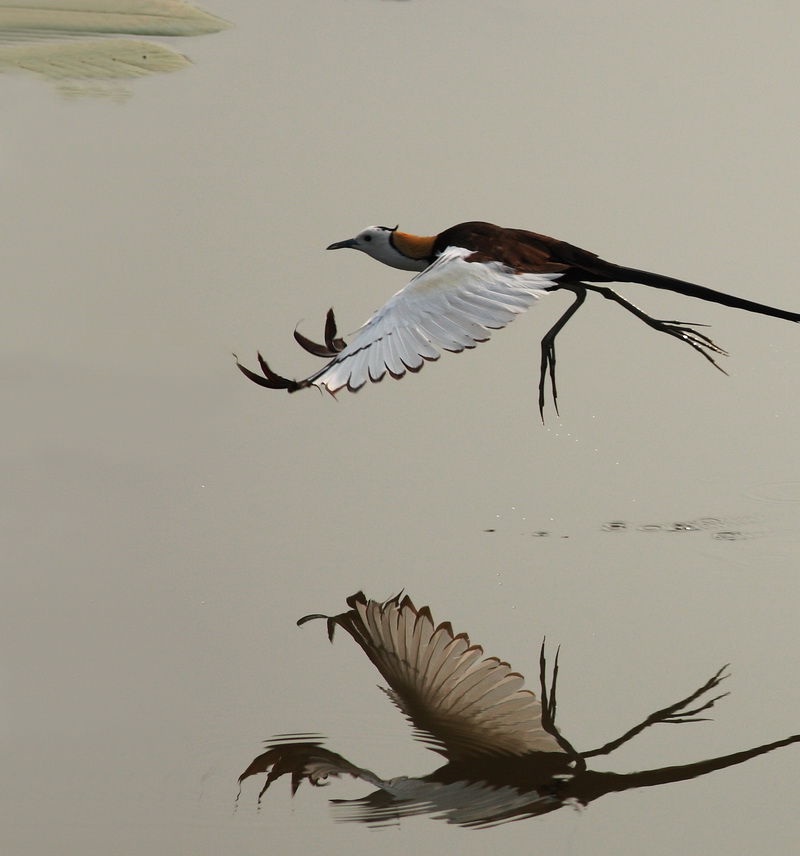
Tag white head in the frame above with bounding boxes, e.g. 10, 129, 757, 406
327, 225, 434, 272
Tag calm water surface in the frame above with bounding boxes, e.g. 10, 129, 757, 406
2, 2, 799, 855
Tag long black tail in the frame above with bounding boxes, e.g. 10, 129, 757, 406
611, 265, 800, 322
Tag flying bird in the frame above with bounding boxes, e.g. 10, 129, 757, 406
239, 592, 800, 827
236, 222, 800, 417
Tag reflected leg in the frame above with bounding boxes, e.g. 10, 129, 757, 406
582, 665, 730, 758
538, 641, 585, 769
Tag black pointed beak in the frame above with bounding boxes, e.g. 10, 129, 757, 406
326, 238, 358, 251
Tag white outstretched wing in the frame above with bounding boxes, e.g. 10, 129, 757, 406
304, 247, 560, 393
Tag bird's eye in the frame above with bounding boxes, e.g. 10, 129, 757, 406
363, 235, 372, 242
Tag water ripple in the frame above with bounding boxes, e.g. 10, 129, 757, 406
745, 482, 800, 504
601, 516, 756, 539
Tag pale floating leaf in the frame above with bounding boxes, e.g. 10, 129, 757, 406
0, 0, 231, 37
0, 38, 190, 80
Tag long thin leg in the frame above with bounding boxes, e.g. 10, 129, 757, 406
582, 283, 729, 370
538, 641, 585, 769
539, 286, 587, 421
582, 665, 730, 758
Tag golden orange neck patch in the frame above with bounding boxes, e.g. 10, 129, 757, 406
391, 231, 436, 261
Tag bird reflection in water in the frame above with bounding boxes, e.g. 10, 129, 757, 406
239, 592, 800, 828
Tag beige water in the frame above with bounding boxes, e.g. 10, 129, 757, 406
3, 2, 800, 854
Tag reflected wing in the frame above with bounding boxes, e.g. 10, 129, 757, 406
300, 592, 566, 761
237, 247, 560, 393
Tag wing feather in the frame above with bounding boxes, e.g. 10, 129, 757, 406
417, 311, 480, 351
391, 326, 423, 371
382, 330, 405, 378
367, 335, 388, 382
